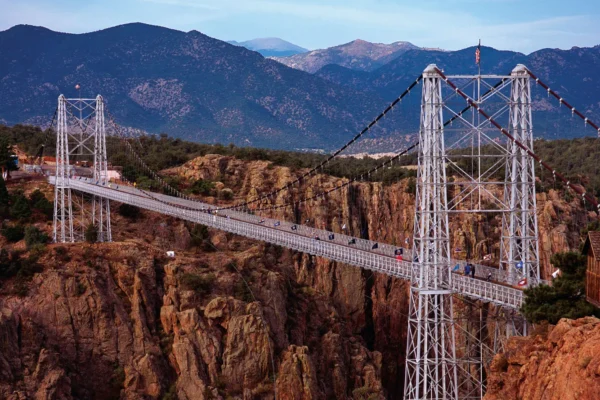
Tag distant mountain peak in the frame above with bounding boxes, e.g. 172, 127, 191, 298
228, 37, 308, 57
271, 39, 420, 73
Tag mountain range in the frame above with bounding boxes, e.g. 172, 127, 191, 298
228, 37, 308, 57
0, 24, 396, 150
271, 39, 420, 73
1, 23, 600, 152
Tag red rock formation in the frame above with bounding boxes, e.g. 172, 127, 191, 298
0, 154, 595, 399
485, 317, 600, 400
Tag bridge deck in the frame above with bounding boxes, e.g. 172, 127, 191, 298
50, 177, 524, 309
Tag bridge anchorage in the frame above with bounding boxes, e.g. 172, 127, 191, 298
47, 63, 600, 400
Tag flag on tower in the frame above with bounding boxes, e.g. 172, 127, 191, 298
475, 40, 481, 65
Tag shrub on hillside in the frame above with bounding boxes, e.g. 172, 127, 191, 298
0, 175, 9, 217
188, 179, 215, 196
29, 189, 53, 219
1, 224, 25, 242
405, 177, 417, 195
24, 226, 48, 248
219, 188, 234, 200
10, 192, 31, 220
85, 224, 98, 243
0, 249, 42, 280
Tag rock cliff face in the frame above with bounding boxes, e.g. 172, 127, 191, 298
0, 155, 595, 399
484, 317, 600, 400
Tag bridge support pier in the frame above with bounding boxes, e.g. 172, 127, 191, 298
404, 64, 459, 400
500, 64, 540, 287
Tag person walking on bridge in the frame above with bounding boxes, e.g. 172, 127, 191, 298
470, 263, 476, 279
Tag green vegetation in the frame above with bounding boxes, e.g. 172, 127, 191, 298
161, 385, 177, 400
521, 252, 600, 324
188, 224, 215, 252
352, 385, 379, 400
0, 125, 54, 157
24, 226, 48, 248
0, 249, 44, 293
405, 177, 417, 195
188, 179, 215, 196
54, 246, 71, 263
0, 188, 53, 225
85, 224, 99, 243
219, 188, 234, 200
1, 224, 25, 242
533, 138, 600, 196
0, 175, 9, 217
29, 189, 53, 219
5, 124, 600, 197
9, 192, 31, 220
0, 135, 17, 175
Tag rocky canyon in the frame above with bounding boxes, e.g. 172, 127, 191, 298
0, 154, 596, 399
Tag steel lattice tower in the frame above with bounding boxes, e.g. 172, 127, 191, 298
404, 64, 459, 400
92, 96, 112, 242
53, 94, 112, 243
500, 65, 540, 287
53, 95, 74, 243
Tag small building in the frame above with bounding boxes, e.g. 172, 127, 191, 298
583, 231, 600, 308
107, 170, 122, 181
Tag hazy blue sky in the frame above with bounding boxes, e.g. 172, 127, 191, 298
1, 0, 598, 53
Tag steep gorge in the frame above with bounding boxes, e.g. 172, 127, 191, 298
0, 154, 595, 399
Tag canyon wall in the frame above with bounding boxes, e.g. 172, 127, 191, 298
0, 155, 595, 399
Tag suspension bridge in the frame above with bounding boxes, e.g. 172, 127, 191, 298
43, 64, 600, 399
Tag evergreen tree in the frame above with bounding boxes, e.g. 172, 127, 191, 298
0, 136, 16, 178
0, 174, 8, 217
9, 192, 31, 221
29, 189, 53, 219
521, 252, 599, 324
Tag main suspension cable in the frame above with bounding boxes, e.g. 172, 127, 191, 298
436, 67, 600, 211
102, 76, 424, 208
525, 69, 600, 136
247, 75, 514, 214
250, 143, 419, 213
217, 75, 425, 211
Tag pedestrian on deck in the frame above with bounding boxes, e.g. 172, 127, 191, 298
487, 272, 492, 282
470, 264, 476, 279
464, 263, 470, 276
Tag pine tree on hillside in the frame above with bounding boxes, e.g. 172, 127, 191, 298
0, 136, 16, 179
0, 175, 8, 217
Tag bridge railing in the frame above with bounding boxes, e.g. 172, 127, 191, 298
451, 274, 523, 309
75, 176, 517, 285
55, 177, 525, 308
